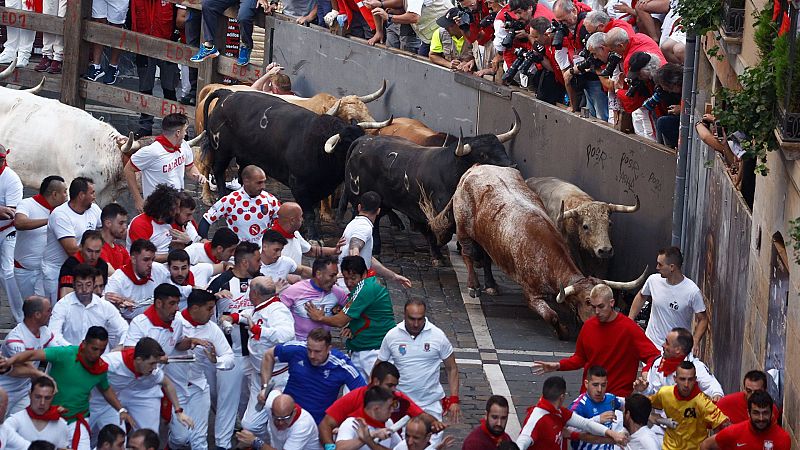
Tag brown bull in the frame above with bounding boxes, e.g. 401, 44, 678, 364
428, 165, 646, 339
376, 117, 455, 146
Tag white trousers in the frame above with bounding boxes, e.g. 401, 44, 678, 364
0, 234, 22, 322
42, 0, 67, 60
205, 354, 251, 448
349, 349, 379, 382
169, 383, 211, 450
240, 363, 288, 437
89, 391, 158, 440
419, 399, 444, 446
67, 419, 91, 450
632, 107, 656, 141
42, 263, 59, 304
0, 0, 36, 61
14, 265, 44, 302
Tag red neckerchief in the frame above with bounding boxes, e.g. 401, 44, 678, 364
74, 251, 85, 263
32, 194, 54, 212
479, 418, 506, 445
674, 383, 702, 401
354, 407, 387, 428
26, 406, 62, 421
289, 404, 303, 426
270, 221, 294, 239
172, 222, 185, 231
204, 242, 221, 263
121, 348, 141, 378
0, 162, 7, 176
155, 135, 181, 153
121, 263, 151, 286
181, 308, 202, 327
143, 305, 173, 331
75, 344, 109, 375
178, 270, 195, 286
657, 355, 686, 375
254, 296, 282, 313
535, 396, 565, 418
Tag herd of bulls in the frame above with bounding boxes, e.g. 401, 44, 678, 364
0, 62, 646, 338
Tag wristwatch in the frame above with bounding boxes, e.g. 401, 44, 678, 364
174, 407, 184, 414
118, 407, 128, 414
387, 13, 393, 24
261, 383, 269, 391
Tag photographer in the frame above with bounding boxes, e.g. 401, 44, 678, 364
615, 51, 666, 140
551, 0, 609, 121
492, 0, 554, 86
458, 0, 496, 44
527, 17, 565, 104
652, 63, 683, 148
372, 0, 453, 56
583, 10, 633, 37
429, 8, 476, 71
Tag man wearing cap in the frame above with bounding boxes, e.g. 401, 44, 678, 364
0, 144, 23, 321
429, 8, 475, 71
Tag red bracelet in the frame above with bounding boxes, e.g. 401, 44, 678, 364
442, 396, 460, 410
448, 396, 460, 404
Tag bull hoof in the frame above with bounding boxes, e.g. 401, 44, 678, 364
468, 287, 482, 298
484, 287, 500, 296
556, 324, 570, 341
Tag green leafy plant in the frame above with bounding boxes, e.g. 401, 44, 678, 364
789, 218, 800, 265
773, 35, 800, 113
676, 0, 722, 35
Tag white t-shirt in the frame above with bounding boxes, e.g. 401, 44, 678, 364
339, 216, 374, 268
185, 241, 226, 265
104, 351, 165, 399
42, 203, 102, 270
49, 292, 129, 347
281, 231, 312, 267
104, 262, 181, 319
13, 197, 52, 270
377, 319, 454, 407
5, 409, 69, 448
0, 324, 62, 397
123, 311, 184, 357
337, 417, 401, 450
127, 213, 173, 254
262, 390, 322, 450
394, 441, 436, 450
624, 425, 660, 450
0, 422, 31, 450
404, 0, 453, 43
166, 313, 234, 397
129, 139, 194, 198
0, 167, 22, 238
641, 274, 705, 348
260, 256, 297, 281
202, 188, 280, 244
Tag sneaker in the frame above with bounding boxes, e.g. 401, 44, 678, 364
16, 56, 29, 68
179, 95, 196, 106
0, 53, 14, 64
83, 64, 104, 81
236, 47, 251, 66
45, 60, 62, 74
34, 56, 52, 72
102, 65, 119, 84
190, 44, 219, 63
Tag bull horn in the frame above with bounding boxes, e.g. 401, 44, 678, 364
324, 134, 341, 154
357, 116, 393, 129
454, 129, 472, 157
556, 284, 576, 304
496, 108, 521, 143
325, 100, 341, 116
357, 79, 387, 103
120, 132, 136, 154
23, 76, 46, 94
602, 265, 650, 291
608, 194, 640, 213
0, 58, 17, 80
187, 131, 206, 147
556, 200, 578, 223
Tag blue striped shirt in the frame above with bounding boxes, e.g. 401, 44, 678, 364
569, 393, 622, 450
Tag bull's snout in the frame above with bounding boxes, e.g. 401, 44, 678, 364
596, 246, 614, 258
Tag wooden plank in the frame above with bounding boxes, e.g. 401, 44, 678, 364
59, 0, 92, 107
0, 67, 61, 91
215, 55, 271, 83
84, 21, 202, 67
0, 6, 64, 34
81, 80, 197, 119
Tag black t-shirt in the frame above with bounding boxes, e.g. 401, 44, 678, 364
58, 256, 109, 292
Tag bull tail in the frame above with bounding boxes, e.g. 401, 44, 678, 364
202, 88, 233, 132
418, 182, 455, 242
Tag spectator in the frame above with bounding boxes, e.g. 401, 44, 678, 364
429, 8, 476, 71
462, 395, 513, 449
200, 165, 280, 244
459, 0, 496, 45
516, 376, 628, 449
306, 255, 395, 380
533, 284, 660, 397
527, 17, 566, 105
395, 416, 455, 450
493, 0, 537, 87
371, 0, 453, 57
649, 361, 728, 450
320, 361, 444, 448
13, 176, 68, 310
361, 0, 421, 50
582, 10, 634, 36
628, 247, 708, 351
192, 0, 264, 66
185, 227, 239, 265
124, 114, 206, 213
280, 257, 348, 340
631, 0, 667, 41
33, 0, 68, 73
127, 429, 160, 450
329, 0, 378, 40
82, 0, 129, 84
259, 230, 312, 282
251, 63, 296, 95
268, 202, 343, 266
621, 394, 659, 450
58, 230, 110, 299
0, 0, 35, 67
652, 63, 683, 148
255, 328, 366, 424
0, 144, 23, 321
700, 391, 789, 450
568, 366, 625, 450
49, 264, 128, 347
95, 424, 126, 450
604, 0, 636, 29
335, 386, 401, 449
99, 203, 130, 270
716, 370, 780, 425
169, 192, 202, 249
658, 3, 684, 63
237, 392, 321, 450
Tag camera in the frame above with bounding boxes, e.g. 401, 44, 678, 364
625, 78, 649, 98
574, 48, 601, 73
455, 4, 474, 31
599, 51, 622, 77
479, 10, 497, 28
501, 42, 545, 84
549, 20, 569, 50
501, 12, 527, 48
642, 85, 663, 111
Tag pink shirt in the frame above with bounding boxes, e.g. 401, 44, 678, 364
279, 279, 348, 341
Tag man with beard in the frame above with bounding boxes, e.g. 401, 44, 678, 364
58, 230, 112, 299
49, 264, 128, 348
124, 283, 194, 358
99, 203, 130, 270
166, 249, 225, 307
127, 184, 181, 262
169, 192, 202, 250
185, 227, 239, 266
716, 371, 780, 425
462, 396, 512, 449
700, 391, 789, 450
280, 256, 346, 341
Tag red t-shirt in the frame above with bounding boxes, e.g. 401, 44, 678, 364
100, 242, 131, 270
325, 386, 424, 423
716, 392, 780, 424
713, 420, 791, 450
462, 419, 512, 449
520, 398, 574, 450
604, 19, 635, 38
466, 0, 495, 45
622, 33, 665, 76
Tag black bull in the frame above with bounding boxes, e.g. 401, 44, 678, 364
201, 91, 366, 239
337, 121, 519, 264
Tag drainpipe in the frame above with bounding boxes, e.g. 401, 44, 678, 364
671, 31, 698, 248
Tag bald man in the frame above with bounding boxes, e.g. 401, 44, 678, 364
268, 202, 344, 267
238, 391, 321, 450
200, 165, 281, 244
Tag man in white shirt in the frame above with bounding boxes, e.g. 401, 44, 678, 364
168, 289, 235, 450
13, 176, 68, 316
169, 192, 202, 250
237, 391, 321, 450
49, 264, 129, 348
260, 230, 311, 283
0, 145, 23, 321
199, 165, 280, 244
0, 388, 30, 450
123, 283, 187, 358
166, 249, 224, 307
126, 184, 181, 262
339, 192, 411, 288
0, 296, 65, 416
268, 202, 343, 266
5, 377, 68, 448
41, 177, 103, 303
628, 247, 709, 350
124, 113, 207, 213
335, 386, 401, 450
376, 299, 461, 427
622, 394, 660, 450
185, 227, 239, 266
394, 416, 454, 450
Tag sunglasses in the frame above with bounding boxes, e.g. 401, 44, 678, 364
272, 413, 294, 422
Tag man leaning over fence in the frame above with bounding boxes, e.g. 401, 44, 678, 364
191, 0, 268, 66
